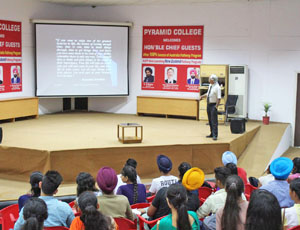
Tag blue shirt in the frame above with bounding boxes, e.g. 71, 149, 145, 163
260, 180, 294, 208
14, 196, 75, 230
117, 184, 146, 205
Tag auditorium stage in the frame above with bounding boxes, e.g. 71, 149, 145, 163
0, 112, 260, 186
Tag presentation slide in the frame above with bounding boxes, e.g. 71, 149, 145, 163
35, 24, 129, 96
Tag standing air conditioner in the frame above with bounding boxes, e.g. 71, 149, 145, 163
228, 65, 249, 118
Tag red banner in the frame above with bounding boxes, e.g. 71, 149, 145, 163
141, 26, 203, 92
0, 20, 22, 93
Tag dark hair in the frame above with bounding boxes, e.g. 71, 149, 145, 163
76, 172, 99, 197
245, 190, 282, 230
22, 197, 48, 230
221, 175, 244, 230
41, 171, 63, 195
178, 162, 191, 181
126, 158, 137, 169
167, 184, 191, 230
121, 165, 138, 204
290, 178, 300, 199
145, 67, 153, 74
78, 191, 110, 230
225, 163, 238, 175
292, 157, 300, 174
214, 167, 231, 186
30, 172, 43, 197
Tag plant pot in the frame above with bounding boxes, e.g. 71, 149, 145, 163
263, 116, 270, 125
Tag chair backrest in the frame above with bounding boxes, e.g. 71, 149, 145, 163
198, 187, 213, 204
68, 200, 75, 208
137, 215, 166, 230
44, 227, 69, 230
130, 203, 150, 209
146, 195, 155, 203
288, 226, 300, 230
225, 95, 238, 114
114, 218, 137, 230
0, 204, 19, 230
244, 183, 257, 196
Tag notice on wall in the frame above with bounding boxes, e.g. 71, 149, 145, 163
141, 26, 204, 92
0, 20, 22, 93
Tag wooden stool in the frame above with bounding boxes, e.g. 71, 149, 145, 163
117, 123, 143, 144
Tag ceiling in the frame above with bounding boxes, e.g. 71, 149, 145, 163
39, 0, 257, 7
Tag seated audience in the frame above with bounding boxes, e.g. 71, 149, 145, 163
115, 158, 142, 194
151, 184, 200, 230
22, 197, 48, 230
288, 157, 300, 183
14, 171, 75, 230
181, 167, 204, 211
197, 167, 231, 219
245, 190, 282, 230
283, 178, 300, 229
225, 163, 238, 175
260, 157, 294, 208
149, 155, 178, 195
116, 165, 146, 204
70, 191, 116, 230
76, 172, 99, 197
216, 175, 248, 230
18, 171, 43, 211
96, 167, 134, 221
222, 151, 248, 185
143, 163, 202, 220
258, 165, 274, 187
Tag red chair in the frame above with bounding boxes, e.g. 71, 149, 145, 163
114, 218, 137, 230
198, 187, 213, 205
130, 203, 150, 209
245, 184, 257, 197
146, 195, 155, 203
137, 215, 165, 230
289, 226, 300, 230
68, 200, 75, 208
44, 227, 69, 230
0, 204, 19, 230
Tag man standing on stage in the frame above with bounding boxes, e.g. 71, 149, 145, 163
200, 74, 221, 141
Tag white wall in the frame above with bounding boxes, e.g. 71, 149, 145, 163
1, 0, 300, 142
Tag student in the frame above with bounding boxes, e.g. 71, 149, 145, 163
18, 171, 43, 211
258, 165, 274, 187
14, 171, 75, 230
22, 197, 48, 230
222, 151, 248, 185
260, 157, 294, 208
117, 165, 146, 205
76, 172, 99, 197
283, 178, 300, 229
216, 175, 248, 230
96, 167, 134, 221
197, 167, 232, 219
149, 155, 178, 195
70, 191, 116, 230
115, 158, 142, 194
245, 190, 282, 230
288, 157, 300, 183
151, 184, 200, 230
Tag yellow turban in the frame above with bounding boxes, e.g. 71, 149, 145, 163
182, 167, 205, 191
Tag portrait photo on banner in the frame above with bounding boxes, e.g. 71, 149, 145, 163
187, 67, 200, 85
143, 66, 155, 83
164, 67, 177, 84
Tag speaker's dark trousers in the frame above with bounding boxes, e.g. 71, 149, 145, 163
207, 103, 218, 137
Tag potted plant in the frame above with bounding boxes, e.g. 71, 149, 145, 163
263, 103, 271, 125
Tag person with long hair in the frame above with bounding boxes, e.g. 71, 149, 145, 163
283, 178, 300, 229
245, 189, 282, 230
116, 165, 146, 204
70, 191, 116, 230
152, 184, 200, 230
22, 197, 48, 230
18, 172, 43, 211
216, 175, 248, 230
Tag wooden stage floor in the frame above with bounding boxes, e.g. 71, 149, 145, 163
0, 112, 261, 200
